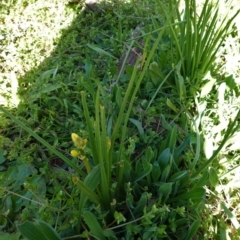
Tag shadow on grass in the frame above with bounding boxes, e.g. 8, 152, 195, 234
0, 0, 145, 236
13, 0, 142, 157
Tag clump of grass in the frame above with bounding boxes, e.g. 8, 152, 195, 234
158, 0, 239, 99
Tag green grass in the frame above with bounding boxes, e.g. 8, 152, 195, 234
0, 0, 240, 239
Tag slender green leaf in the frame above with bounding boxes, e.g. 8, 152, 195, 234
200, 78, 216, 97
168, 125, 178, 153
151, 161, 161, 182
161, 165, 171, 182
174, 61, 186, 99
149, 61, 165, 85
94, 90, 110, 209
158, 148, 171, 169
184, 220, 200, 240
146, 68, 174, 111
133, 162, 152, 184
209, 167, 219, 188
87, 44, 117, 59
129, 118, 144, 137
116, 41, 135, 82
166, 98, 179, 113
29, 84, 62, 101
169, 170, 189, 182
193, 171, 209, 189
81, 91, 98, 165
160, 114, 172, 131
100, 105, 111, 180
158, 182, 173, 203
221, 202, 240, 229
39, 66, 58, 80
146, 146, 154, 163
103, 229, 116, 238
115, 87, 122, 107
142, 157, 152, 184
168, 188, 205, 203
83, 211, 106, 240
75, 178, 100, 205
133, 192, 148, 216
78, 165, 101, 222
174, 135, 190, 159
219, 221, 227, 240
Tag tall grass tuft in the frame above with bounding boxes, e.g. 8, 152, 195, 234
159, 0, 239, 98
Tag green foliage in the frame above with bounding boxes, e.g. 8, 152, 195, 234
0, 0, 240, 239
18, 220, 61, 240
158, 0, 239, 98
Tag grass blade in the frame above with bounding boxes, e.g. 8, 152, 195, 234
83, 211, 106, 240
184, 219, 200, 240
87, 43, 117, 60
77, 165, 101, 228
81, 91, 98, 165
129, 118, 144, 138
168, 188, 205, 202
221, 202, 240, 230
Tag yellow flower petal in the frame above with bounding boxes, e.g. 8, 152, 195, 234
70, 149, 79, 158
71, 133, 88, 150
71, 133, 80, 142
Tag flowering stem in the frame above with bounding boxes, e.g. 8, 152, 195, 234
83, 158, 91, 174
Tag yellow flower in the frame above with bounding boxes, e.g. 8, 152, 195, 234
71, 133, 91, 173
71, 133, 80, 142
71, 133, 88, 150
70, 149, 79, 158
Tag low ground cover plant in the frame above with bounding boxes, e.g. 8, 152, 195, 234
0, 0, 239, 239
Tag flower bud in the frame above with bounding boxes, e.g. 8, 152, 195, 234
70, 149, 79, 158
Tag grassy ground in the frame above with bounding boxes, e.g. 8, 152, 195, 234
0, 0, 240, 239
